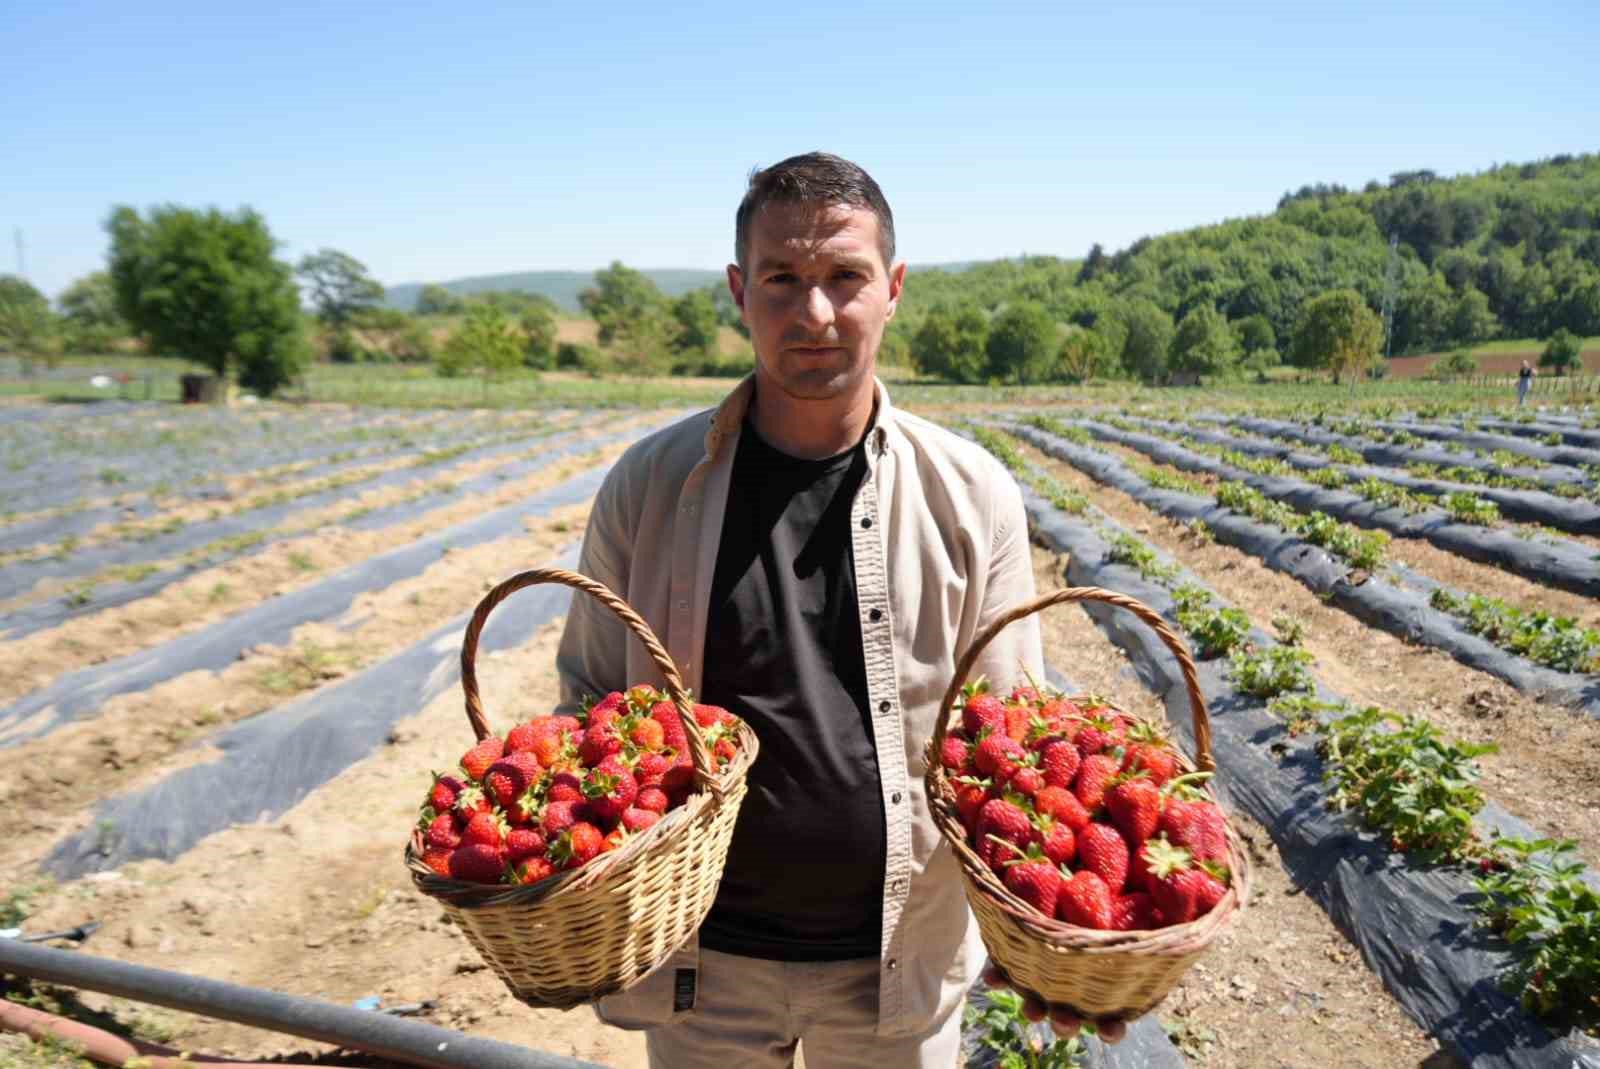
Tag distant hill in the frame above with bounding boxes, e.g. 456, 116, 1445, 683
385, 269, 725, 314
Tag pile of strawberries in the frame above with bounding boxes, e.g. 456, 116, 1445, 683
414, 685, 743, 886
943, 679, 1233, 932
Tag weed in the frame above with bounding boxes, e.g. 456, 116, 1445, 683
1180, 517, 1215, 544
287, 550, 318, 572
207, 582, 231, 604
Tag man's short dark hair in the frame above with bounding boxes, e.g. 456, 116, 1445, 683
734, 152, 895, 273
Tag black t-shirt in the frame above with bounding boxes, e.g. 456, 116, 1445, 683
696, 420, 887, 961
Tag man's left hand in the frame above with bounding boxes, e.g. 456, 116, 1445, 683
981, 960, 1129, 1044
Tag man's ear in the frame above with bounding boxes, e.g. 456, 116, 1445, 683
726, 264, 746, 317
885, 261, 907, 320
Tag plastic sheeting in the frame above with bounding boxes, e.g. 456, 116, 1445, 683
1376, 418, 1600, 469
1020, 484, 1600, 1069
1075, 418, 1600, 599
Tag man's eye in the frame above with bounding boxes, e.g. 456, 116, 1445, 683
767, 273, 795, 284
835, 270, 860, 281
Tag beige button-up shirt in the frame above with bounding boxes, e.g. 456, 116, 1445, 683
556, 374, 1043, 1038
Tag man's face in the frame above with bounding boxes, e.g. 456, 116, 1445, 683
727, 202, 904, 402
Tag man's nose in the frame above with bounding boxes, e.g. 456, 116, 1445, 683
797, 284, 834, 330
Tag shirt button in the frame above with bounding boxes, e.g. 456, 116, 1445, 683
878, 700, 890, 713
869, 608, 882, 622
861, 517, 873, 529
677, 600, 688, 612
887, 958, 899, 971
891, 791, 902, 804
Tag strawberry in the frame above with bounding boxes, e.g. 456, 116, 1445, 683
588, 702, 622, 729
1008, 684, 1042, 705
623, 807, 662, 832
650, 702, 690, 751
1003, 857, 1062, 918
1039, 697, 1083, 725
1112, 892, 1158, 932
1033, 785, 1091, 832
549, 822, 605, 869
427, 773, 463, 813
1106, 775, 1163, 846
1077, 822, 1130, 894
1038, 739, 1081, 789
1035, 817, 1077, 866
634, 751, 672, 788
531, 728, 575, 769
1008, 765, 1045, 798
975, 797, 1035, 873
421, 846, 453, 877
1057, 870, 1114, 929
424, 812, 461, 850
448, 843, 507, 884
453, 784, 491, 817
1073, 753, 1119, 812
1072, 715, 1118, 758
1159, 776, 1229, 864
974, 734, 1027, 781
635, 786, 669, 814
939, 735, 970, 772
692, 703, 731, 728
505, 827, 546, 863
459, 737, 504, 781
547, 770, 584, 804
628, 717, 666, 750
960, 679, 1008, 738
484, 752, 541, 809
516, 856, 558, 884
1194, 864, 1230, 916
1121, 737, 1179, 788
1145, 839, 1209, 925
579, 721, 624, 766
1003, 703, 1032, 742
588, 691, 626, 719
504, 720, 543, 754
540, 799, 580, 838
583, 763, 640, 827
462, 810, 507, 851
954, 779, 992, 835
713, 736, 738, 765
1130, 838, 1162, 894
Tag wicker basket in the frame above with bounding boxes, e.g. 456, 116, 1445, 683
925, 585, 1251, 1020
405, 567, 758, 1010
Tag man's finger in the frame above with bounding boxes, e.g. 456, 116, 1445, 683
1020, 992, 1048, 1023
1047, 1008, 1082, 1039
1096, 1019, 1128, 1044
981, 962, 1008, 988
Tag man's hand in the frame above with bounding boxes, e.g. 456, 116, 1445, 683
981, 960, 1129, 1044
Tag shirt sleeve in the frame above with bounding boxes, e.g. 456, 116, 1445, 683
554, 459, 635, 716
967, 469, 1045, 692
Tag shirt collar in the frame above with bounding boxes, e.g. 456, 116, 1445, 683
703, 373, 895, 463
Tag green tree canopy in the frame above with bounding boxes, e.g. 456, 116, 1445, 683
1540, 328, 1582, 375
1233, 313, 1276, 354
913, 303, 989, 382
0, 275, 59, 366
58, 271, 125, 346
296, 249, 384, 327
1448, 285, 1498, 345
670, 290, 719, 355
1110, 298, 1175, 382
1058, 327, 1118, 383
521, 304, 558, 369
579, 262, 669, 346
1289, 288, 1384, 383
437, 305, 524, 384
415, 284, 465, 316
106, 205, 309, 396
1169, 304, 1240, 376
985, 300, 1058, 384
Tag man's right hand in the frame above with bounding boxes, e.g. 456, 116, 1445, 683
981, 960, 1129, 1043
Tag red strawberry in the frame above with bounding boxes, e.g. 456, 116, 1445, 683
1038, 739, 1081, 788
628, 717, 666, 750
961, 680, 1008, 738
602, 824, 629, 853
583, 763, 639, 827
448, 843, 507, 884
505, 827, 546, 863
424, 813, 461, 850
1130, 838, 1162, 894
650, 702, 690, 750
549, 822, 605, 869
1194, 865, 1229, 916
427, 773, 463, 813
1112, 892, 1158, 931
1159, 781, 1229, 864
1121, 740, 1179, 788
1008, 765, 1045, 798
975, 797, 1035, 873
1003, 703, 1032, 742
939, 735, 970, 771
954, 779, 992, 835
531, 728, 574, 769
579, 722, 624, 766
1003, 858, 1062, 918
462, 810, 507, 851
516, 856, 558, 884
713, 736, 737, 765
975, 734, 1027, 781
692, 703, 731, 728
1033, 785, 1090, 832
1145, 839, 1208, 925
1039, 697, 1083, 724
1077, 822, 1131, 894
634, 751, 672, 788
1008, 685, 1042, 705
540, 799, 580, 838
1073, 754, 1119, 812
422, 846, 453, 877
635, 786, 669, 814
547, 770, 584, 804
623, 807, 662, 832
459, 737, 504, 781
504, 720, 542, 754
1057, 870, 1114, 929
588, 691, 626, 718
587, 702, 622, 729
484, 751, 541, 809
453, 784, 491, 817
1106, 775, 1163, 846
1035, 817, 1076, 866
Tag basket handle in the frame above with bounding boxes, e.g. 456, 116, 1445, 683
459, 567, 720, 793
931, 586, 1214, 773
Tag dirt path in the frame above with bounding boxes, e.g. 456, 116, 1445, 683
1028, 546, 1458, 1069
1018, 435, 1600, 867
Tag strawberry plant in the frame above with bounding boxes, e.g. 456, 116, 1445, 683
1306, 466, 1348, 489
1473, 837, 1600, 1030
963, 989, 1086, 1068
1181, 518, 1215, 544
1442, 491, 1500, 526
1170, 583, 1213, 616
968, 425, 1026, 473
1326, 443, 1365, 465
1272, 614, 1307, 646
1430, 589, 1600, 673
1266, 694, 1346, 735
1227, 645, 1315, 698
1140, 465, 1208, 495
1318, 705, 1494, 862
1108, 533, 1179, 583
1024, 414, 1091, 446
1177, 606, 1251, 659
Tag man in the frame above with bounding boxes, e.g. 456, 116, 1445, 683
1517, 360, 1535, 407
556, 152, 1122, 1067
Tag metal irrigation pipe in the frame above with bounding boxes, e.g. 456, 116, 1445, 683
0, 940, 603, 1069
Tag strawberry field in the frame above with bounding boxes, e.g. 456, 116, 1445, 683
3, 393, 1599, 1069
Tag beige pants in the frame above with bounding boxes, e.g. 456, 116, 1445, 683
643, 949, 962, 1069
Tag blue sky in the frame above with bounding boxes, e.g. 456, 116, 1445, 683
5, 1, 1596, 300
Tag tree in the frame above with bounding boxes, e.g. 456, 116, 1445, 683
579, 262, 669, 346
1289, 289, 1383, 384
1540, 328, 1582, 376
670, 290, 719, 355
1448, 285, 1498, 346
437, 305, 524, 389
296, 249, 384, 328
57, 271, 125, 350
913, 303, 988, 382
521, 304, 558, 369
106, 205, 309, 396
1168, 305, 1240, 377
0, 275, 59, 369
1232, 313, 1276, 354
415, 284, 464, 316
1435, 349, 1479, 378
985, 301, 1058, 384
1057, 327, 1117, 383
1112, 299, 1175, 382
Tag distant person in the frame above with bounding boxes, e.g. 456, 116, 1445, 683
557, 151, 1132, 1067
1518, 360, 1535, 407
